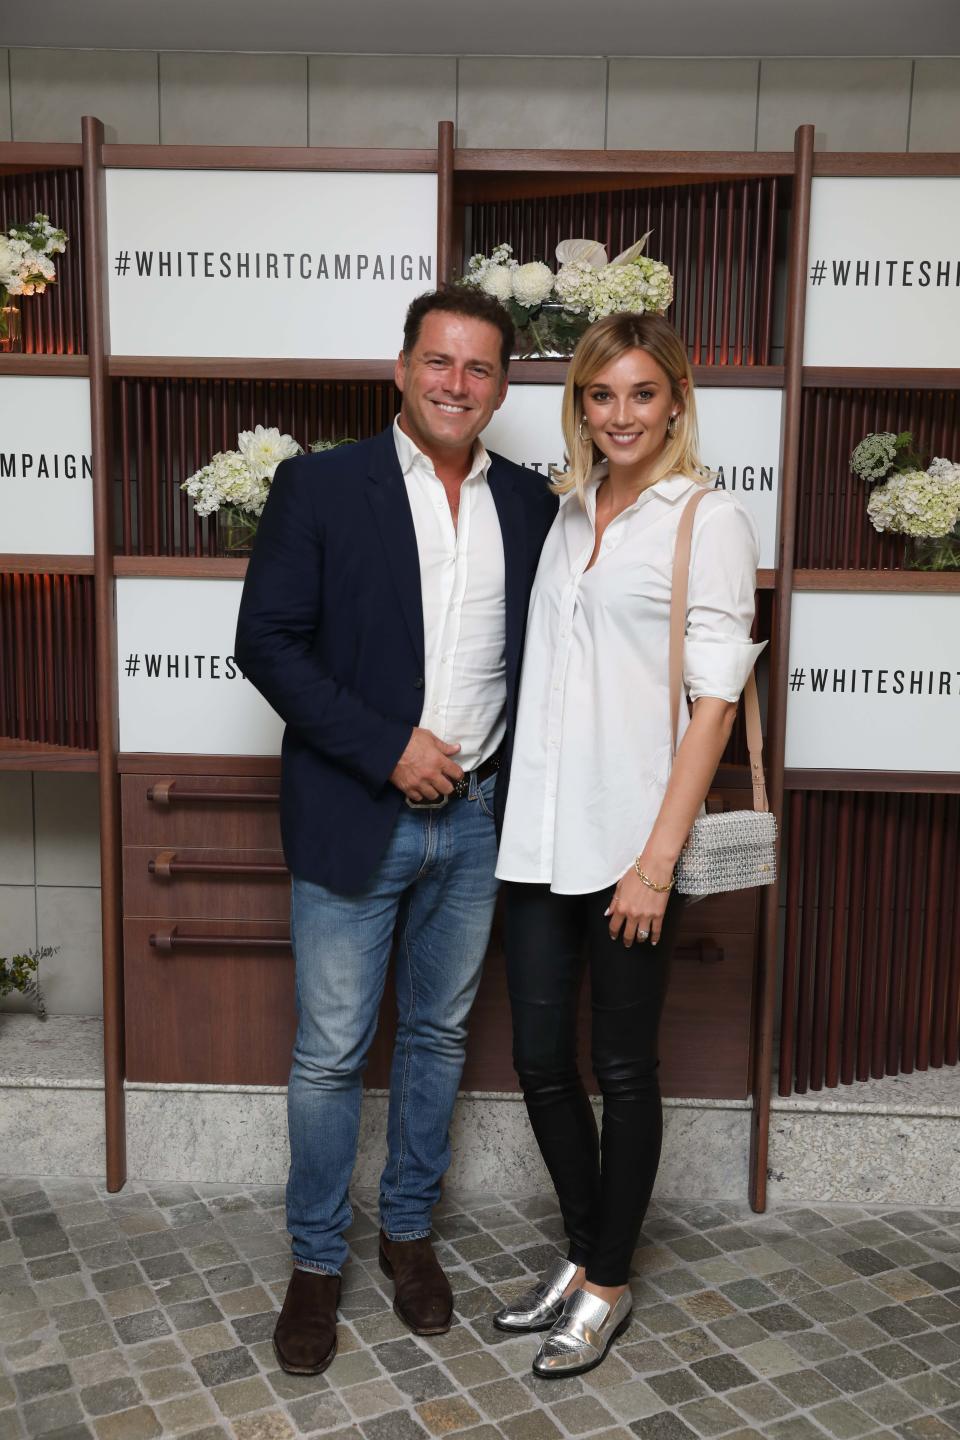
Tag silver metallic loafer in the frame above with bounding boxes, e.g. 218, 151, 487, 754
492, 1257, 578, 1333
532, 1287, 633, 1377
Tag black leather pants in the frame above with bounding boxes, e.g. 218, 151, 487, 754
504, 881, 681, 1286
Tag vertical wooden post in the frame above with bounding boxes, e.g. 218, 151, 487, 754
437, 120, 455, 286
749, 123, 815, 1212
82, 115, 126, 1192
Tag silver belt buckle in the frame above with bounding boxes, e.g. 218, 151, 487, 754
405, 794, 449, 811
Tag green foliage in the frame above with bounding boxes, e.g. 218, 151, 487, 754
308, 437, 358, 453
0, 945, 55, 1019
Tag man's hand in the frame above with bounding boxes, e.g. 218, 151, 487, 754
390, 728, 464, 802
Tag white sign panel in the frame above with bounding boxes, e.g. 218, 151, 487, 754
804, 178, 960, 367
0, 376, 93, 554
116, 579, 284, 755
106, 170, 437, 359
785, 592, 960, 772
483, 384, 782, 569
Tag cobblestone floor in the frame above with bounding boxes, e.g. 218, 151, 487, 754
2, 1178, 960, 1440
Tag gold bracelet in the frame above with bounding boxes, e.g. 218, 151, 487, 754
634, 859, 674, 892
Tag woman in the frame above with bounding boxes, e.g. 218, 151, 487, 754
493, 312, 764, 1376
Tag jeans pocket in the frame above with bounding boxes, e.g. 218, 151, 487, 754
475, 774, 497, 820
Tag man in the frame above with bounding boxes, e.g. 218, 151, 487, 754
234, 287, 556, 1375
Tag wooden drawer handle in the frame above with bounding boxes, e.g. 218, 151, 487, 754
675, 941, 725, 964
146, 780, 280, 806
148, 850, 288, 879
149, 925, 291, 953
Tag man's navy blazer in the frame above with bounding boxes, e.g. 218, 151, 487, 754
234, 425, 557, 895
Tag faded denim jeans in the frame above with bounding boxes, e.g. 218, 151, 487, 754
286, 772, 499, 1274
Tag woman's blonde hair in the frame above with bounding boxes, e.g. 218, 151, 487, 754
552, 312, 706, 503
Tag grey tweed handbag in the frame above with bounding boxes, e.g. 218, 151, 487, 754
669, 488, 778, 898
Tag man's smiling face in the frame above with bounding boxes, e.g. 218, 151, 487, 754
395, 310, 508, 461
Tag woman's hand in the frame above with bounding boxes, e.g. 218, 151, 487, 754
606, 857, 674, 948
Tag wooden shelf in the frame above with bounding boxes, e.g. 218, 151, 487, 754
107, 357, 398, 381
0, 555, 95, 575
510, 361, 784, 387
455, 148, 794, 177
803, 367, 960, 391
0, 354, 89, 376
118, 752, 280, 776
0, 739, 98, 772
113, 556, 248, 578
794, 569, 960, 593
101, 144, 436, 172
0, 143, 82, 173
785, 769, 960, 795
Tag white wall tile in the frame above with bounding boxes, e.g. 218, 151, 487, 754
607, 59, 759, 152
757, 59, 912, 153
309, 55, 455, 148
0, 51, 11, 142
34, 887, 103, 1016
34, 774, 100, 888
160, 51, 308, 146
909, 60, 960, 152
0, 774, 34, 885
457, 57, 606, 149
10, 48, 159, 143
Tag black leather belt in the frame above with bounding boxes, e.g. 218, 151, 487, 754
405, 749, 501, 810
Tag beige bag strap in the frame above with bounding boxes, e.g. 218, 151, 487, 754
669, 487, 769, 813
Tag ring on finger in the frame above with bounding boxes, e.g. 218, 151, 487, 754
637, 929, 650, 941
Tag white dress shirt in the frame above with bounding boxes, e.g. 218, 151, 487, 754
393, 419, 506, 773
496, 466, 765, 894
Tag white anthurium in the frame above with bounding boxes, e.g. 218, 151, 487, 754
609, 231, 654, 267
555, 238, 607, 269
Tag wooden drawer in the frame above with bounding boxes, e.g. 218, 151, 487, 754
123, 846, 290, 920
124, 918, 295, 1085
121, 773, 282, 849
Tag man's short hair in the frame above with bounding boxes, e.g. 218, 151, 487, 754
402, 286, 515, 374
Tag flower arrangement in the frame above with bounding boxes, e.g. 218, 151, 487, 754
0, 213, 68, 347
459, 235, 674, 358
182, 428, 356, 551
851, 430, 960, 571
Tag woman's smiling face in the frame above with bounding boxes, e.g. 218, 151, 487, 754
580, 347, 681, 475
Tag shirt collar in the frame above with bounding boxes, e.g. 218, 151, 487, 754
393, 416, 491, 485
586, 461, 701, 510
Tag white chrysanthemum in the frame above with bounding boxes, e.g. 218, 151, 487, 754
851, 432, 898, 482
479, 266, 515, 302
237, 425, 301, 482
511, 261, 554, 308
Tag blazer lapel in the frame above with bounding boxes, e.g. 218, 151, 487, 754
366, 429, 425, 671
487, 461, 526, 701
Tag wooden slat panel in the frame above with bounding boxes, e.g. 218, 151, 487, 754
463, 176, 786, 366
0, 169, 86, 354
0, 572, 97, 748
779, 789, 960, 1094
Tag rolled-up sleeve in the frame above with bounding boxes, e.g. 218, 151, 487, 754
683, 497, 766, 703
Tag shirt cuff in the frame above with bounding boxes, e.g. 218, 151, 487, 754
684, 638, 767, 703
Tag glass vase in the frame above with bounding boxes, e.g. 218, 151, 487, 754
513, 303, 590, 359
0, 293, 22, 352
219, 505, 259, 555
903, 524, 960, 572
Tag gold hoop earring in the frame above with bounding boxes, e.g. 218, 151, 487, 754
578, 416, 591, 442
667, 413, 679, 437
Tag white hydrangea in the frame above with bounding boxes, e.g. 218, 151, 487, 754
237, 424, 301, 482
867, 467, 960, 539
0, 214, 67, 296
181, 451, 269, 518
511, 261, 554, 308
554, 255, 673, 321
479, 265, 515, 302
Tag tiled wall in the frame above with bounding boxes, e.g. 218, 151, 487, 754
0, 773, 102, 1017
2, 50, 959, 150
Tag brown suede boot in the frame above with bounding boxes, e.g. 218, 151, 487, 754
379, 1231, 453, 1335
273, 1268, 341, 1375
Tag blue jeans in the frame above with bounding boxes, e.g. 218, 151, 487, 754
286, 771, 500, 1274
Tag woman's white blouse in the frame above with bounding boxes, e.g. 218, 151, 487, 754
496, 467, 765, 895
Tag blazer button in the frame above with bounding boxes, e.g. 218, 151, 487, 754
413, 676, 424, 689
